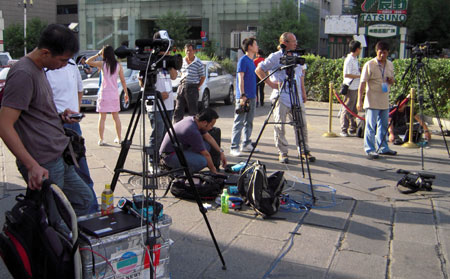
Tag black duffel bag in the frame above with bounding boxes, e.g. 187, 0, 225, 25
170, 173, 225, 200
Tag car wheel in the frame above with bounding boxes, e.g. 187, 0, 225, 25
199, 90, 210, 111
120, 90, 130, 111
224, 86, 234, 105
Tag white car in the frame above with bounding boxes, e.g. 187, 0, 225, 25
172, 60, 235, 110
81, 63, 141, 111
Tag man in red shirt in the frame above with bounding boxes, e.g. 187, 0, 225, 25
253, 50, 265, 107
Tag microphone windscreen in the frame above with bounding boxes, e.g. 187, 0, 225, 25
135, 39, 154, 48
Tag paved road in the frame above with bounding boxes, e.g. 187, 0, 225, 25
1, 95, 450, 278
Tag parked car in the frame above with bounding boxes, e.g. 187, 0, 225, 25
75, 50, 100, 80
0, 52, 12, 67
0, 67, 11, 106
172, 60, 235, 110
81, 62, 141, 111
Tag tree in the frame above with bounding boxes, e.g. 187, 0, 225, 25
155, 11, 190, 49
4, 18, 47, 58
257, 0, 314, 55
405, 0, 450, 48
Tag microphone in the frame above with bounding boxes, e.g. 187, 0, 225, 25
135, 39, 154, 48
114, 46, 135, 59
117, 197, 142, 218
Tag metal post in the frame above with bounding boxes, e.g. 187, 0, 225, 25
402, 88, 419, 148
322, 82, 338, 137
23, 0, 27, 55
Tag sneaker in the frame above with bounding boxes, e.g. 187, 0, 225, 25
230, 149, 241, 157
367, 151, 379, 160
301, 151, 316, 162
241, 144, 260, 153
340, 132, 349, 137
279, 154, 289, 164
349, 129, 357, 135
114, 138, 122, 144
98, 140, 104, 146
380, 150, 397, 156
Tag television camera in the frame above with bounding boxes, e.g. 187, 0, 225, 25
280, 48, 306, 66
114, 36, 182, 94
407, 41, 439, 58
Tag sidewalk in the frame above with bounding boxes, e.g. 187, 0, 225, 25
1, 99, 449, 279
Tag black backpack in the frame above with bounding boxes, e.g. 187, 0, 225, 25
169, 173, 225, 200
237, 161, 286, 218
0, 180, 82, 279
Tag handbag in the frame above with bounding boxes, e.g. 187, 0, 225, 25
339, 79, 354, 95
62, 128, 86, 168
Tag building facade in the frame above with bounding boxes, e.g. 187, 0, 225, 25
0, 0, 56, 29
78, 0, 336, 56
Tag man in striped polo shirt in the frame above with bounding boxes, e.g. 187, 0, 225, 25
174, 44, 206, 123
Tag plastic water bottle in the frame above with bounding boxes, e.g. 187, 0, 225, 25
101, 184, 114, 215
221, 189, 229, 213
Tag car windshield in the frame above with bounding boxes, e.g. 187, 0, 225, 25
0, 55, 9, 66
0, 68, 10, 79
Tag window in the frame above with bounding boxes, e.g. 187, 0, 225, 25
57, 5, 77, 15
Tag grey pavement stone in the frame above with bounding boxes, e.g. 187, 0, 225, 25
434, 199, 450, 229
391, 240, 443, 279
327, 250, 387, 279
394, 210, 437, 245
303, 199, 355, 230
352, 201, 392, 221
268, 261, 327, 279
341, 215, 391, 257
395, 199, 433, 214
281, 225, 340, 268
436, 226, 450, 277
202, 234, 285, 279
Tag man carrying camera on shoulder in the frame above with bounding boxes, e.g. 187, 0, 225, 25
255, 32, 315, 164
230, 37, 260, 157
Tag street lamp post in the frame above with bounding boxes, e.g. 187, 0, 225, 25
20, 0, 33, 56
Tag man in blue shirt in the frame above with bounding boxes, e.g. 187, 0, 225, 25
230, 37, 260, 157
256, 32, 315, 163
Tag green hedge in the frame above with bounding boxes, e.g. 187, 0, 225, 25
304, 55, 450, 118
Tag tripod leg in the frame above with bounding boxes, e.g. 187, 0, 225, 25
111, 100, 142, 192
157, 97, 227, 270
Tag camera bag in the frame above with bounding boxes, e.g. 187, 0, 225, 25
339, 79, 354, 95
63, 127, 86, 168
0, 180, 82, 279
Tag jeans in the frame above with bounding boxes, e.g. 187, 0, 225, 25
364, 108, 391, 154
163, 143, 211, 173
148, 110, 173, 153
231, 98, 256, 150
18, 157, 95, 216
64, 122, 98, 213
174, 83, 199, 123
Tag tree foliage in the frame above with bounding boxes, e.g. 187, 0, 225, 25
4, 18, 47, 58
256, 0, 314, 55
405, 0, 450, 48
155, 11, 190, 49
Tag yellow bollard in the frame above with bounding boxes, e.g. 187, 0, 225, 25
402, 88, 419, 148
322, 82, 338, 137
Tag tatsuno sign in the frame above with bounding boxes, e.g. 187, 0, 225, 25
361, 13, 406, 22
361, 0, 408, 21
366, 24, 398, 38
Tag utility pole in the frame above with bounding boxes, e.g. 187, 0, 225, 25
20, 0, 33, 55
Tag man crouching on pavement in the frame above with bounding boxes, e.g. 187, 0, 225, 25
159, 108, 227, 174
0, 24, 95, 216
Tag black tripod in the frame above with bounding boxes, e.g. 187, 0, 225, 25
109, 64, 227, 275
400, 55, 450, 169
245, 63, 316, 204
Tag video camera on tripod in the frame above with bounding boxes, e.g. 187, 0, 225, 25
279, 48, 306, 66
114, 32, 183, 95
407, 41, 438, 58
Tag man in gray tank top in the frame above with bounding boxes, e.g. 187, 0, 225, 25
0, 24, 95, 216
